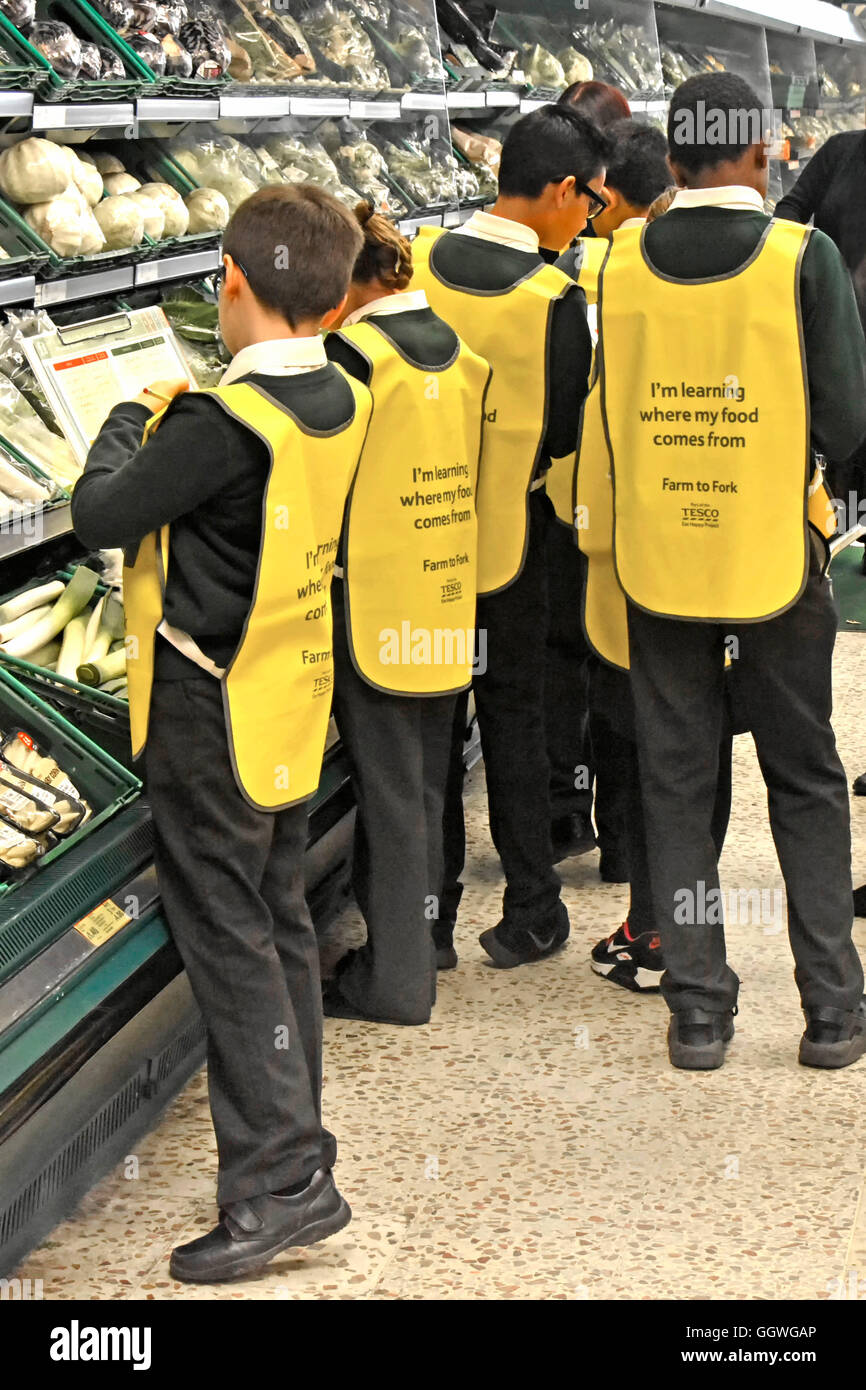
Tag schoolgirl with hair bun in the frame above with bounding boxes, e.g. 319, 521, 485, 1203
321, 209, 492, 1024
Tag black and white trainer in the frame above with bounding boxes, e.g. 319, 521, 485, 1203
590, 920, 664, 993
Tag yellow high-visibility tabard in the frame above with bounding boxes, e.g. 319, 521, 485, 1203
332, 317, 489, 695
412, 225, 574, 595
123, 377, 371, 809
570, 234, 608, 306
600, 218, 813, 622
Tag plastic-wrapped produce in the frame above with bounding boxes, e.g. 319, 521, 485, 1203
24, 192, 96, 257
0, 0, 36, 27
258, 130, 358, 208
383, 134, 469, 207
0, 311, 64, 434
388, 19, 442, 80
77, 40, 102, 80
179, 15, 230, 74
26, 21, 82, 79
94, 194, 146, 249
0, 138, 71, 205
302, 1, 389, 89
0, 376, 79, 487
103, 171, 141, 195
184, 186, 229, 232
151, 0, 187, 37
333, 133, 407, 217
137, 181, 188, 236
126, 189, 165, 239
96, 43, 126, 78
127, 30, 166, 74
559, 47, 592, 86
522, 43, 564, 89
226, 35, 252, 81
436, 0, 515, 75
130, 0, 158, 26
89, 0, 134, 34
161, 33, 193, 75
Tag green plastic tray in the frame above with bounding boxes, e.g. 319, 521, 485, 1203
53, 0, 228, 97
0, 12, 45, 91
0, 664, 139, 897
0, 4, 144, 101
0, 189, 163, 276
0, 437, 71, 511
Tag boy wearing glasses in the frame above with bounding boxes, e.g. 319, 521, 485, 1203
72, 186, 372, 1282
412, 105, 609, 969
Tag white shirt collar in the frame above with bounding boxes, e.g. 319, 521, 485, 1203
220, 336, 327, 386
619, 216, 647, 229
342, 289, 428, 328
669, 186, 766, 214
455, 209, 540, 254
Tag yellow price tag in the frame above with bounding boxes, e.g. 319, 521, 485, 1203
73, 898, 132, 947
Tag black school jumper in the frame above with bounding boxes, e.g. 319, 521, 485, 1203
72, 367, 357, 1205
621, 210, 866, 1019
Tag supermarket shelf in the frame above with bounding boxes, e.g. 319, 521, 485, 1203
35, 265, 134, 307
289, 93, 350, 117
0, 273, 36, 307
349, 98, 402, 120
447, 90, 488, 111
402, 90, 446, 112
484, 90, 520, 108
135, 245, 221, 287
399, 212, 444, 235
0, 503, 71, 562
136, 97, 221, 123
32, 102, 133, 130
218, 93, 291, 120
0, 92, 32, 118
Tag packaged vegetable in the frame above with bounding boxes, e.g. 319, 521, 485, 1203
89, 0, 134, 31
93, 194, 146, 249
24, 194, 89, 258
0, 0, 36, 28
184, 186, 229, 232
89, 151, 126, 175
179, 15, 230, 74
151, 1, 188, 37
0, 138, 71, 205
78, 40, 102, 80
102, 171, 141, 196
523, 43, 565, 89
161, 33, 192, 75
0, 376, 80, 487
0, 816, 43, 872
26, 20, 82, 79
2, 728, 91, 822
126, 189, 165, 239
137, 181, 188, 236
97, 44, 126, 78
127, 30, 167, 74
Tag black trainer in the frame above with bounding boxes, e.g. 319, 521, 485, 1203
853, 774, 866, 796
853, 884, 866, 918
668, 1008, 736, 1071
591, 920, 663, 992
799, 998, 866, 1069
551, 813, 597, 865
479, 902, 569, 968
169, 1169, 351, 1284
432, 922, 458, 971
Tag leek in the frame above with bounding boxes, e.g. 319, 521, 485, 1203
77, 647, 126, 687
29, 640, 61, 667
0, 579, 64, 626
82, 596, 108, 663
0, 604, 53, 645
2, 567, 99, 659
56, 613, 89, 680
99, 677, 128, 696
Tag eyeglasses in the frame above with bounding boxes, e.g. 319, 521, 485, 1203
552, 178, 610, 220
216, 255, 250, 286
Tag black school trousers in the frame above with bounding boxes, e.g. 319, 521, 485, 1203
331, 582, 455, 1023
474, 488, 563, 930
627, 558, 863, 1018
544, 522, 595, 824
144, 660, 334, 1208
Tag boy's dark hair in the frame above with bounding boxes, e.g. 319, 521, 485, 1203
668, 73, 766, 174
498, 104, 614, 199
604, 119, 671, 208
222, 185, 363, 328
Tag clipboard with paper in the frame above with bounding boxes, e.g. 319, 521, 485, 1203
22, 307, 196, 466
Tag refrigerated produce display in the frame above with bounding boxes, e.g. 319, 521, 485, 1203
0, 0, 864, 1274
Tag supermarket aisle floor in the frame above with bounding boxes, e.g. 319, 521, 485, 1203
14, 632, 866, 1301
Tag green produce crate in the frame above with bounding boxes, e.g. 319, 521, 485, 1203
0, 11, 45, 91
0, 436, 71, 511
772, 73, 809, 110
1, 3, 144, 102
0, 664, 139, 898
0, 198, 50, 282
52, 0, 228, 98
0, 570, 130, 766
114, 146, 221, 256
0, 190, 161, 278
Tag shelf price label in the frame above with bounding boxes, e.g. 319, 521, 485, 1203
73, 898, 132, 948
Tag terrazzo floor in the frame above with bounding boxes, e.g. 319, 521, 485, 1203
12, 632, 866, 1301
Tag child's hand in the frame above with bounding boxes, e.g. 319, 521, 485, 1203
132, 379, 191, 412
